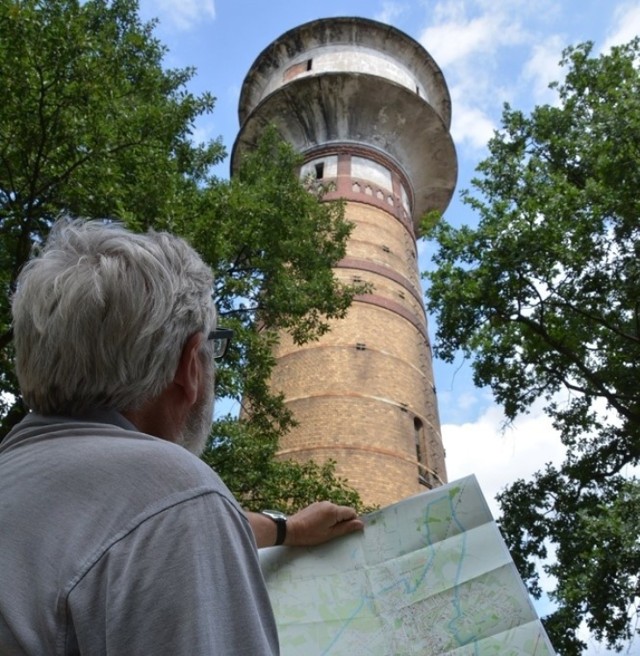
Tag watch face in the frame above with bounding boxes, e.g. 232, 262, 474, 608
262, 510, 287, 520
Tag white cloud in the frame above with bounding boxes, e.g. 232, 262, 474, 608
455, 390, 484, 411
415, 1, 533, 155
149, 0, 216, 32
226, 83, 241, 109
444, 397, 639, 654
443, 401, 566, 516
440, 386, 494, 417
418, 1, 528, 69
190, 123, 214, 146
449, 98, 495, 151
374, 1, 407, 26
601, 2, 640, 52
521, 35, 566, 104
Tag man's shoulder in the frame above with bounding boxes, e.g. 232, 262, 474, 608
2, 411, 229, 499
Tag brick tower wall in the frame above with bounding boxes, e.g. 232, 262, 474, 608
272, 192, 446, 508
233, 17, 457, 509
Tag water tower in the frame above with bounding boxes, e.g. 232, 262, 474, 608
232, 17, 457, 507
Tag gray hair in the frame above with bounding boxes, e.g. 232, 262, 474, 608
12, 219, 215, 416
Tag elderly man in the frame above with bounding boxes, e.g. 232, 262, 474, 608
0, 219, 363, 655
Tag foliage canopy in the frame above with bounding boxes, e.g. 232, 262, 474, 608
0, 0, 366, 511
424, 38, 640, 653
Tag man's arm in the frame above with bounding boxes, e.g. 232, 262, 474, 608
248, 502, 364, 548
69, 493, 279, 655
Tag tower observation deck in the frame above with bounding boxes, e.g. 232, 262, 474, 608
232, 17, 457, 507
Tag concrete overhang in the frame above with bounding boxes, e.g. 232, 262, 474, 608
238, 17, 452, 129
232, 72, 458, 224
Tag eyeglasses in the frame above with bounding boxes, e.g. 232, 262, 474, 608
208, 328, 234, 360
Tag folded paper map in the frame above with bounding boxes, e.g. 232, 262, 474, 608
259, 475, 555, 655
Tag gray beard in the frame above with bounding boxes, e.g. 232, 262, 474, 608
179, 365, 215, 456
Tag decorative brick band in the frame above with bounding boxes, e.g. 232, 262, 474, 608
277, 443, 444, 485
337, 256, 424, 307
283, 390, 434, 424
274, 349, 436, 396
300, 144, 417, 234
302, 142, 413, 201
323, 183, 414, 234
352, 293, 428, 340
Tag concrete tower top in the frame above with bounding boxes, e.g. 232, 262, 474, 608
233, 16, 458, 224
238, 17, 451, 127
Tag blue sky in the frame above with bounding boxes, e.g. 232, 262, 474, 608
136, 2, 639, 651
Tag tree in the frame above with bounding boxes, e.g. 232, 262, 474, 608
192, 129, 370, 513
0, 0, 222, 425
0, 0, 366, 510
423, 39, 640, 653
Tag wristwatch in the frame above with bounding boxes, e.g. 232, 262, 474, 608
260, 510, 287, 546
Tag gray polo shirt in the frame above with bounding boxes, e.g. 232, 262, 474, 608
0, 412, 278, 655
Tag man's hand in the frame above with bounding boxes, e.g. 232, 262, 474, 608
284, 501, 364, 547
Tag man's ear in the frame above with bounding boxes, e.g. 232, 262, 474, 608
173, 332, 204, 407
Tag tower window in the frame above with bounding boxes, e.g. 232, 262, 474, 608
414, 418, 429, 486
414, 418, 424, 465
284, 60, 313, 82
315, 162, 324, 179
306, 59, 313, 71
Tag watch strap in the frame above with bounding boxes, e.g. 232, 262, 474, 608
261, 510, 287, 546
